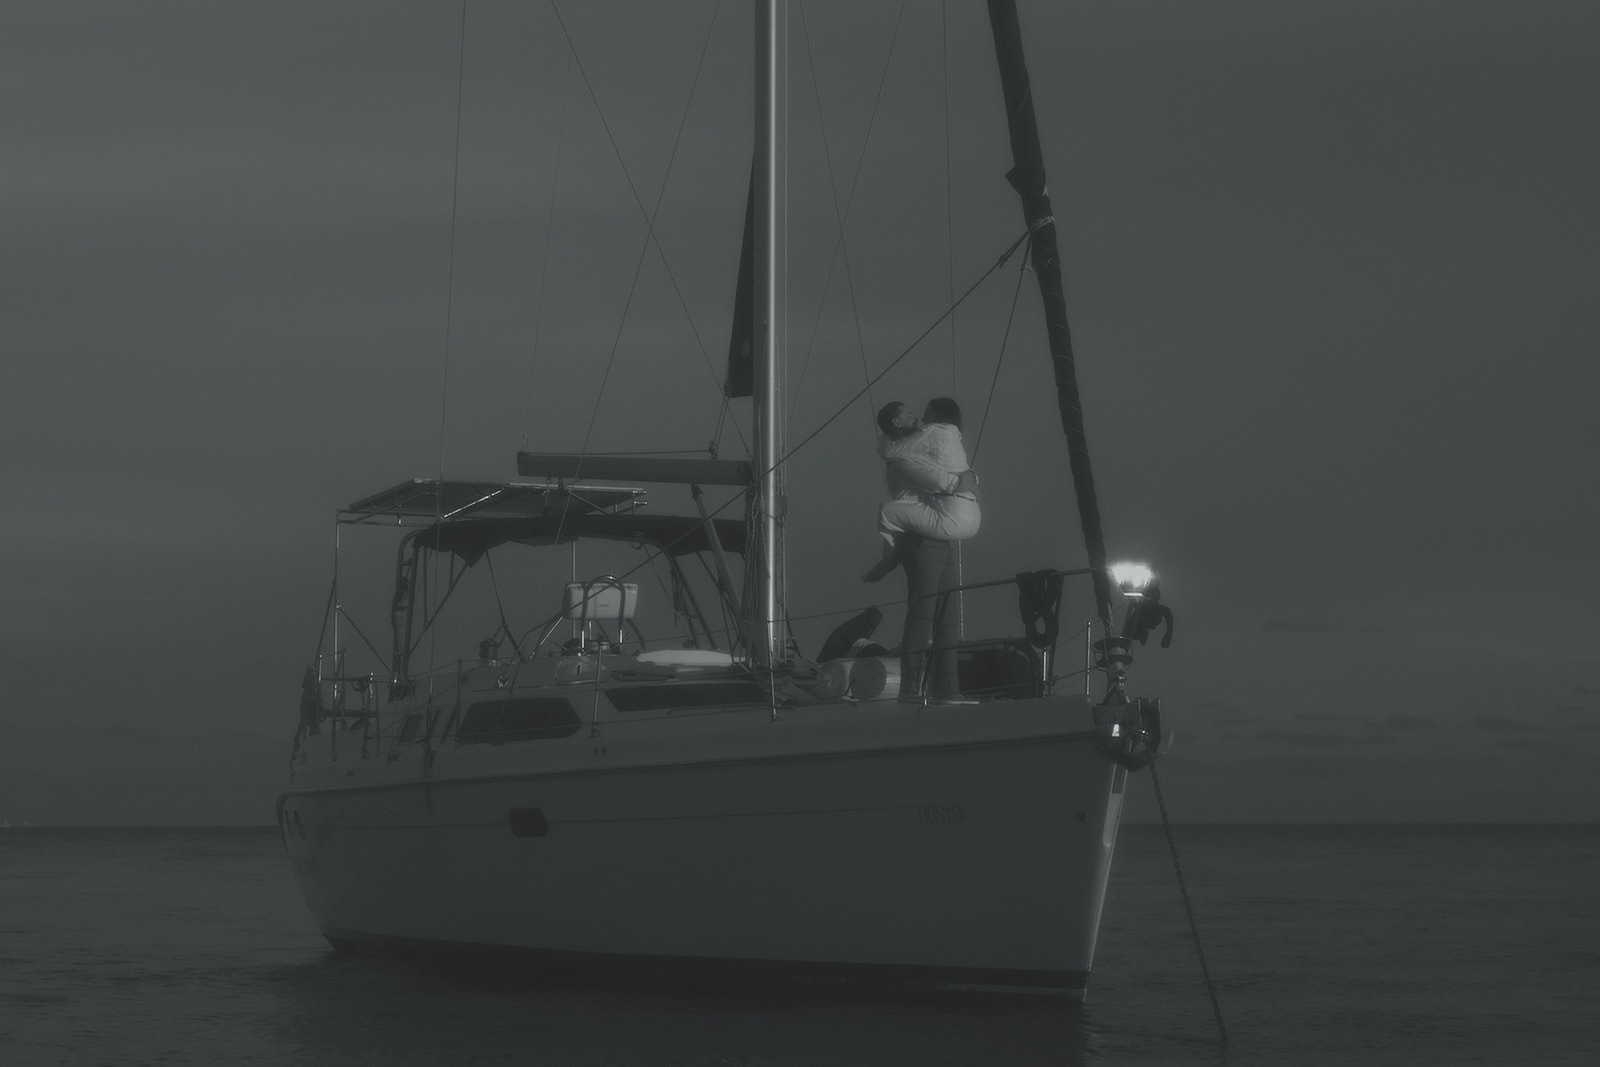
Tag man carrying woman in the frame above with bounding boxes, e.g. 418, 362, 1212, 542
860, 396, 979, 703
862, 396, 980, 582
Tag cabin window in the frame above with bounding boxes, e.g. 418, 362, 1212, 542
955, 643, 1037, 700
605, 681, 769, 712
458, 697, 581, 745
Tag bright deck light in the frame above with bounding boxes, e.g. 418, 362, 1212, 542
1110, 562, 1155, 598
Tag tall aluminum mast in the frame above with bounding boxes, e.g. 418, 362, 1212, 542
754, 0, 788, 667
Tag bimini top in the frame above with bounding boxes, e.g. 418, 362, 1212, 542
340, 479, 644, 526
409, 513, 747, 565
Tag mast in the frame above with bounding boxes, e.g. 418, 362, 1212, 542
985, 0, 1114, 634
753, 0, 788, 667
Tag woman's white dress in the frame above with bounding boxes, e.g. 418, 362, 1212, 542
875, 423, 980, 543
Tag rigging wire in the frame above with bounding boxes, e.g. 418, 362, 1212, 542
482, 551, 521, 655
373, 223, 1033, 697
942, 0, 957, 397
970, 232, 1033, 462
939, 2, 964, 637
541, 0, 738, 553
435, 2, 469, 490
469, 226, 1035, 656
780, 225, 1034, 472
711, 396, 734, 459
429, 0, 471, 688
1150, 761, 1232, 1049
334, 606, 391, 673
700, 223, 1037, 546
520, 45, 574, 450
545, 0, 747, 457
572, 228, 650, 473
310, 576, 335, 666
789, 0, 907, 429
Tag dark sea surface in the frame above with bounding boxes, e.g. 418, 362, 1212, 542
2, 824, 1595, 1066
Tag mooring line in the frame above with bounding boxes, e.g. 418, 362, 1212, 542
1149, 760, 1230, 1049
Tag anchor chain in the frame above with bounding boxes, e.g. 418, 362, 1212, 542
1150, 760, 1230, 1049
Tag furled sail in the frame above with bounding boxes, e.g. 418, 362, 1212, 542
987, 0, 1114, 634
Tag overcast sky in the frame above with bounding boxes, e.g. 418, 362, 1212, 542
2, 0, 1596, 825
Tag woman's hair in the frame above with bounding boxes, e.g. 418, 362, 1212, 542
923, 396, 962, 429
876, 401, 906, 435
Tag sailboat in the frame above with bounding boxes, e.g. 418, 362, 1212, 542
279, 0, 1171, 999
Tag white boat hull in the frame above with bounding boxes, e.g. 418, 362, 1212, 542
280, 695, 1129, 996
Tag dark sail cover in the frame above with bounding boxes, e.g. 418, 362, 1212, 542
724, 166, 755, 398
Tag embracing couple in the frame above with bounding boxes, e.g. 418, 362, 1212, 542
862, 396, 980, 583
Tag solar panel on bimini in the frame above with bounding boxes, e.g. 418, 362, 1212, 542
339, 479, 643, 524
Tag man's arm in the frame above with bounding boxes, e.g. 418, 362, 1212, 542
885, 458, 973, 495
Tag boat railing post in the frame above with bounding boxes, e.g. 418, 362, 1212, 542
332, 648, 345, 713
917, 588, 955, 705
1038, 631, 1052, 699
362, 672, 376, 759
329, 648, 345, 761
330, 514, 341, 717
579, 575, 626, 738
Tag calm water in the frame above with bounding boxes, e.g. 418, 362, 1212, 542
2, 824, 1595, 1066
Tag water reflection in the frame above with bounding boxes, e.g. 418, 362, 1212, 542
262, 951, 1092, 1067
